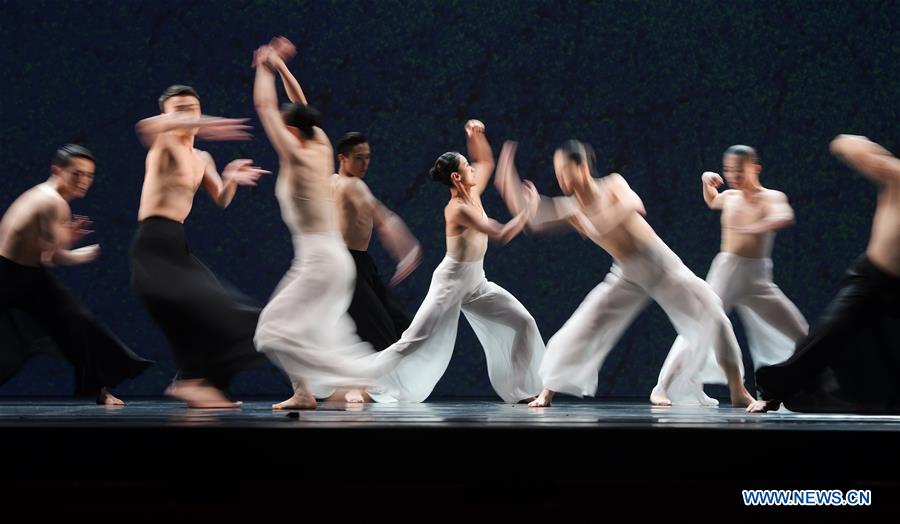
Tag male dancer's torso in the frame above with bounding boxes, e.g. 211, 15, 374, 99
138, 137, 209, 223
571, 176, 657, 262
275, 128, 337, 235
331, 173, 374, 250
0, 184, 67, 266
869, 180, 900, 277
719, 189, 776, 259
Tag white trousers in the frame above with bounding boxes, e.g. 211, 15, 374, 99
656, 252, 808, 403
539, 237, 738, 400
370, 256, 545, 403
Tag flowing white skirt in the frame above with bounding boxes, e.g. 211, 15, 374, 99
254, 232, 378, 398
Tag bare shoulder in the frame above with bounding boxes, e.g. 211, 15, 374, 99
193, 148, 213, 161
605, 172, 628, 187
762, 188, 789, 202
344, 176, 373, 199
32, 187, 66, 217
311, 126, 332, 150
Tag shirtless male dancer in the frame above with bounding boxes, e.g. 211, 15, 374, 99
131, 85, 269, 408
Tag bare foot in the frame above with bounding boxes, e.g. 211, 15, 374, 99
730, 387, 756, 407
528, 389, 554, 407
96, 387, 125, 406
273, 392, 317, 410
747, 399, 781, 413
343, 389, 372, 403
650, 385, 673, 406
517, 396, 538, 405
691, 385, 719, 407
165, 379, 241, 409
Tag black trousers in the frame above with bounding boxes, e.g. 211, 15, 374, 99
0, 256, 152, 395
130, 216, 265, 390
756, 254, 900, 414
346, 249, 411, 351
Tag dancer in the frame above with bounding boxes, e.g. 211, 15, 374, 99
251, 40, 394, 410
367, 120, 545, 404
0, 144, 152, 404
652, 145, 808, 405
131, 85, 270, 408
331, 131, 420, 351
493, 140, 754, 408
750, 135, 900, 414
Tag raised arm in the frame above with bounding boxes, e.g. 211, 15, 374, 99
830, 134, 900, 185
465, 120, 495, 195
495, 140, 576, 235
253, 45, 301, 158
701, 171, 729, 209
267, 37, 308, 105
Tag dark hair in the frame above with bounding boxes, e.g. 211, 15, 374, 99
557, 139, 598, 175
282, 102, 322, 139
429, 152, 462, 187
158, 85, 200, 112
52, 144, 96, 169
336, 132, 368, 157
724, 144, 759, 164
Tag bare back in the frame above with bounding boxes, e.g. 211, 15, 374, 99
331, 174, 374, 250
138, 140, 209, 223
0, 184, 68, 266
869, 181, 900, 277
275, 128, 338, 235
445, 198, 489, 262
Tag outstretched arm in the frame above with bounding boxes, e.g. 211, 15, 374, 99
201, 153, 271, 208
830, 134, 900, 185
466, 120, 495, 195
135, 114, 251, 148
450, 184, 538, 245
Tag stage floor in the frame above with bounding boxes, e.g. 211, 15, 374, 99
2, 398, 900, 431
3, 399, 898, 518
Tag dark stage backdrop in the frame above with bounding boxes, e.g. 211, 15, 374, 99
1, 0, 896, 398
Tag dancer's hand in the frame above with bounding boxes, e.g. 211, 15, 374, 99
702, 171, 724, 188
464, 119, 485, 138
68, 215, 94, 245
251, 45, 276, 69
72, 244, 100, 264
222, 159, 271, 187
269, 36, 297, 62
390, 244, 422, 287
